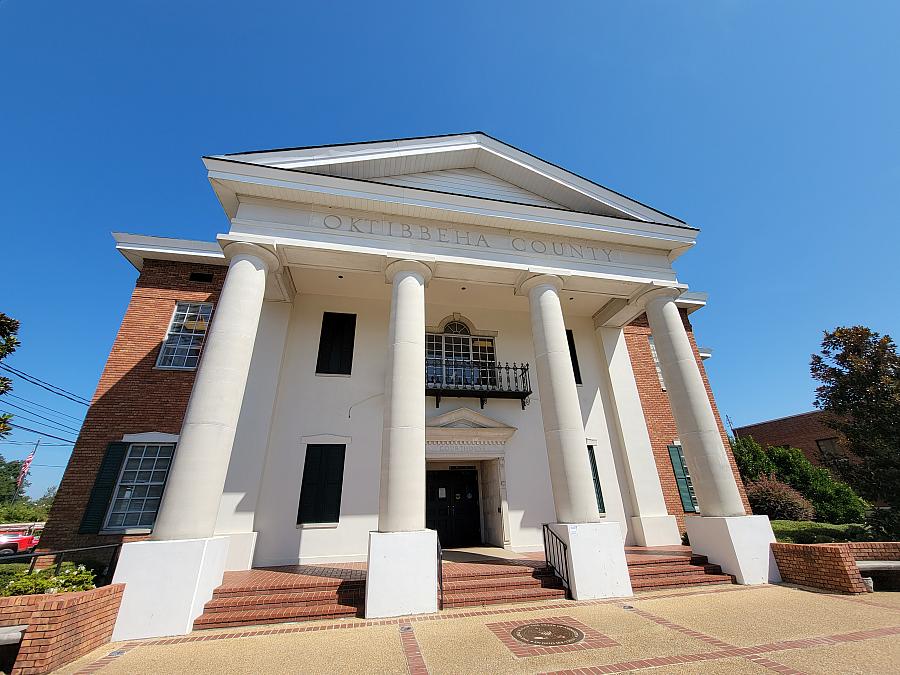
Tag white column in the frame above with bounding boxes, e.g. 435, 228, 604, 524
643, 291, 744, 517
644, 291, 779, 585
153, 242, 278, 541
366, 259, 437, 618
522, 275, 601, 524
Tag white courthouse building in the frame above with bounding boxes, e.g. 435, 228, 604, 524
42, 133, 779, 639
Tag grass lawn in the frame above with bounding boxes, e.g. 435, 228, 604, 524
770, 519, 870, 544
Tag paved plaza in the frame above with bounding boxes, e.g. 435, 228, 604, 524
58, 584, 900, 674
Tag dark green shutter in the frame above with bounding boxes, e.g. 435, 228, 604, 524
297, 444, 346, 524
668, 445, 699, 512
315, 313, 357, 375
587, 445, 605, 513
566, 330, 582, 385
79, 442, 129, 533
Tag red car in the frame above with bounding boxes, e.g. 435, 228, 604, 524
0, 531, 40, 556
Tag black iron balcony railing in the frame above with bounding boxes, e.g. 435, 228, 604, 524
425, 358, 532, 409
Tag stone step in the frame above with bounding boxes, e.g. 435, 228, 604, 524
443, 585, 567, 608
202, 590, 363, 614
631, 573, 734, 590
628, 563, 723, 578
193, 603, 360, 630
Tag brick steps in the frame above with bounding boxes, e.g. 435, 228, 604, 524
193, 602, 361, 629
627, 554, 736, 591
443, 584, 567, 608
202, 590, 364, 613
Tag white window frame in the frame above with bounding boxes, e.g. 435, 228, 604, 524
102, 442, 176, 533
155, 301, 214, 370
647, 335, 667, 391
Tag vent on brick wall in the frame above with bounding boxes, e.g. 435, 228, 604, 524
189, 272, 214, 283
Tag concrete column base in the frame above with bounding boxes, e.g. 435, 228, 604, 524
685, 515, 781, 585
220, 532, 257, 571
365, 530, 438, 618
111, 537, 229, 641
630, 515, 682, 547
548, 522, 632, 600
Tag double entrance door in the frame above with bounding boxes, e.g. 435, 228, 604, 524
425, 469, 481, 548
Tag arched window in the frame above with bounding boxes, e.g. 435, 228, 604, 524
426, 318, 496, 387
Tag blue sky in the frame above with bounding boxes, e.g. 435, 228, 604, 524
2, 2, 898, 497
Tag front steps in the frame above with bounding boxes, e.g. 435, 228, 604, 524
192, 550, 734, 631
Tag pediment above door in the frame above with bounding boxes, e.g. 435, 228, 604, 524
426, 407, 516, 444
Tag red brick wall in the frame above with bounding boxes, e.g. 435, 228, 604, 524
1, 584, 124, 675
39, 260, 225, 552
847, 541, 900, 561
733, 411, 841, 467
625, 311, 750, 533
770, 543, 873, 594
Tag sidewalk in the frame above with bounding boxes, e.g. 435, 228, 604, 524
58, 584, 900, 674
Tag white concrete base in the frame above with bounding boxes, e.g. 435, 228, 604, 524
111, 537, 229, 641
630, 515, 682, 547
685, 515, 781, 585
548, 522, 633, 600
364, 530, 438, 618
220, 532, 257, 571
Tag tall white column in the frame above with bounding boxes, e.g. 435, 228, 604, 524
643, 291, 745, 517
522, 275, 601, 524
152, 242, 278, 541
366, 259, 437, 618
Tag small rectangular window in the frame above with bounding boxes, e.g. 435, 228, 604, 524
587, 445, 605, 513
104, 443, 175, 530
566, 329, 582, 385
189, 272, 214, 283
316, 312, 357, 375
648, 335, 666, 390
668, 444, 699, 512
297, 444, 346, 524
156, 302, 214, 369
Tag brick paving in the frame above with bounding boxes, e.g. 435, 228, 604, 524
486, 616, 619, 657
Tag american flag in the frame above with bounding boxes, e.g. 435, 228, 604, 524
16, 448, 35, 488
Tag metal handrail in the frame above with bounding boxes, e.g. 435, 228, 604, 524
425, 358, 531, 394
542, 524, 571, 599
1, 544, 122, 587
436, 533, 444, 610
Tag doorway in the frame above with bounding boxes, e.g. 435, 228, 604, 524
425, 469, 482, 548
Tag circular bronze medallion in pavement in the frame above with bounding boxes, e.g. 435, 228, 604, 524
510, 622, 585, 646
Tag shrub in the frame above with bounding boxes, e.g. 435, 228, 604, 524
3, 571, 54, 596
745, 477, 816, 521
732, 436, 775, 481
0, 564, 96, 597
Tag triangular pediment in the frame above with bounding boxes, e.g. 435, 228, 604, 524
426, 407, 516, 444
209, 132, 686, 226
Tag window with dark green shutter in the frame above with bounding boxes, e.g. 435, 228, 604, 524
315, 312, 357, 375
668, 444, 699, 512
587, 445, 605, 513
566, 329, 582, 385
80, 442, 129, 533
297, 444, 346, 524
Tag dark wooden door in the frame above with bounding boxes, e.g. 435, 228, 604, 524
426, 469, 481, 547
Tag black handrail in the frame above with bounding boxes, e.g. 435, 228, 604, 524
542, 524, 571, 599
425, 358, 531, 393
436, 533, 444, 610
1, 544, 122, 587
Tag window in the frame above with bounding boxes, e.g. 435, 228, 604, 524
156, 301, 214, 369
648, 335, 666, 390
315, 312, 357, 375
668, 444, 699, 512
189, 271, 213, 283
566, 329, 582, 385
587, 445, 605, 513
816, 437, 839, 458
297, 444, 346, 524
104, 443, 175, 530
426, 321, 497, 387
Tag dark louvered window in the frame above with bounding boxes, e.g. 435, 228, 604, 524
586, 445, 605, 513
315, 312, 357, 375
668, 444, 699, 512
297, 444, 346, 524
566, 329, 582, 385
80, 442, 129, 533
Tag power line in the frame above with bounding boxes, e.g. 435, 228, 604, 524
0, 364, 91, 406
0, 441, 73, 446
2, 402, 82, 432
2, 408, 80, 435
4, 393, 84, 421
7, 423, 77, 444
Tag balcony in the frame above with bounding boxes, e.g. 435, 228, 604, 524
425, 358, 532, 409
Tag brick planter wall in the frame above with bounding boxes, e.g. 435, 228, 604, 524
0, 584, 124, 675
771, 543, 869, 594
847, 542, 900, 561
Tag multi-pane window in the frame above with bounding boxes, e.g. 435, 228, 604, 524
668, 444, 699, 512
104, 443, 175, 529
426, 321, 496, 387
648, 335, 666, 390
587, 445, 605, 513
156, 302, 214, 369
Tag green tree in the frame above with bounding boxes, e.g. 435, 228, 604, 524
811, 326, 900, 538
0, 312, 21, 438
0, 453, 27, 503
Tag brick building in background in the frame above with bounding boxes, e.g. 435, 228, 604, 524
733, 410, 844, 468
39, 133, 776, 641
